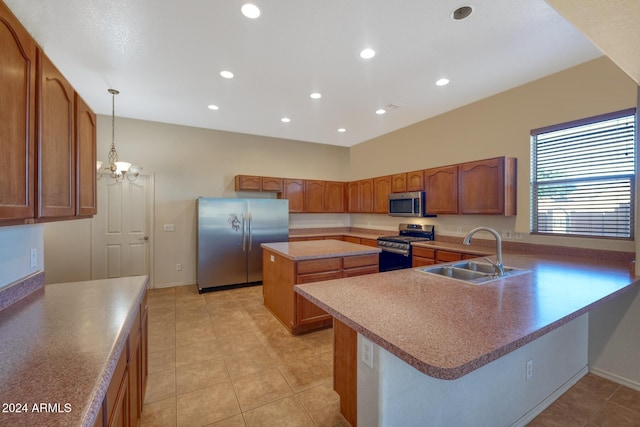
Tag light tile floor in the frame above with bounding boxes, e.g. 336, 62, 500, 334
141, 284, 640, 427
141, 284, 348, 427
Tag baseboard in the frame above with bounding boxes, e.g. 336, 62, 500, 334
153, 281, 194, 289
510, 366, 589, 427
589, 367, 640, 392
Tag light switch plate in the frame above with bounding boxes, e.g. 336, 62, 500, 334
30, 248, 37, 268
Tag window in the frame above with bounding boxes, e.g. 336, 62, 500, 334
531, 109, 636, 239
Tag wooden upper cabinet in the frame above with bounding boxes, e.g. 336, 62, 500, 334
304, 180, 325, 212
0, 3, 36, 221
360, 179, 373, 213
458, 157, 516, 215
283, 179, 304, 212
391, 173, 407, 193
324, 181, 346, 213
347, 181, 359, 213
75, 94, 97, 216
407, 170, 424, 191
235, 175, 261, 191
425, 165, 458, 214
37, 50, 76, 219
261, 176, 283, 192
373, 176, 391, 213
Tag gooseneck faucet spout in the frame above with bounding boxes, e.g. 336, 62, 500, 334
463, 227, 505, 276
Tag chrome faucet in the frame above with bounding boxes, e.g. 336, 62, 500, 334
463, 227, 505, 276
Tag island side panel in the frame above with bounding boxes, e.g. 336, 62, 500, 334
263, 248, 296, 332
334, 318, 357, 427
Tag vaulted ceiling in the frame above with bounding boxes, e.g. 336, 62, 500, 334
5, 0, 603, 147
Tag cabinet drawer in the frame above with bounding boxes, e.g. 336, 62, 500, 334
342, 236, 361, 244
343, 254, 378, 269
360, 238, 379, 247
412, 246, 435, 259
296, 270, 343, 284
437, 250, 463, 262
297, 258, 341, 275
343, 265, 379, 277
412, 256, 435, 267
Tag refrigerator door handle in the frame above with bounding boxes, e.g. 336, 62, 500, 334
242, 212, 247, 252
248, 212, 253, 250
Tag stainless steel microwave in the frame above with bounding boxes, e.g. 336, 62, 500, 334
388, 191, 427, 217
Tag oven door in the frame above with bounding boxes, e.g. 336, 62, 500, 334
379, 247, 412, 272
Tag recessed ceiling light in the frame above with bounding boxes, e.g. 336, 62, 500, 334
241, 3, 261, 19
452, 6, 473, 20
207, 105, 219, 110
338, 128, 346, 133
281, 117, 291, 123
310, 92, 322, 99
360, 48, 376, 59
376, 109, 386, 115
436, 78, 450, 86
220, 70, 234, 79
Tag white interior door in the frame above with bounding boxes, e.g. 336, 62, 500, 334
92, 175, 152, 282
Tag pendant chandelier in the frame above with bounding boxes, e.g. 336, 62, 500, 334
96, 88, 141, 182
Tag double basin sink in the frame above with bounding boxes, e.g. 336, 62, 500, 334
420, 261, 529, 285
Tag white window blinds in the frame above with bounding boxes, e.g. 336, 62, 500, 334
531, 109, 636, 238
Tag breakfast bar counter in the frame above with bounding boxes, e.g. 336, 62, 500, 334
295, 253, 639, 425
0, 276, 148, 427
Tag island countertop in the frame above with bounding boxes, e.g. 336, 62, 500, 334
0, 275, 148, 426
262, 239, 381, 261
294, 253, 638, 380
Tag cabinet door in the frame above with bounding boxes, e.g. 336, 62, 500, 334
38, 50, 75, 218
324, 181, 346, 213
391, 173, 407, 193
407, 170, 424, 191
304, 180, 325, 213
234, 175, 261, 191
75, 94, 97, 216
261, 176, 283, 191
295, 270, 341, 326
436, 250, 463, 263
359, 179, 373, 213
373, 176, 391, 213
0, 3, 36, 221
283, 179, 304, 212
424, 166, 458, 214
458, 157, 506, 215
347, 181, 360, 212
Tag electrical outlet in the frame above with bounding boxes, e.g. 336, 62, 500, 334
526, 359, 533, 380
164, 224, 176, 232
30, 248, 37, 268
176, 263, 182, 271
502, 230, 512, 239
456, 227, 462, 236
362, 337, 374, 369
270, 255, 275, 262
515, 232, 523, 240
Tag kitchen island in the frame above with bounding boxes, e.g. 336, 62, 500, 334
261, 239, 380, 334
295, 253, 638, 426
0, 276, 148, 427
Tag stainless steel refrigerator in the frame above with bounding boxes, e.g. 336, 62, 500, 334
197, 197, 289, 292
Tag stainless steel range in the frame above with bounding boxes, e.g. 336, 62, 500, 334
377, 223, 435, 272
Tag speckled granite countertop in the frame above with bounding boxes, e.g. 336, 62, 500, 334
295, 254, 638, 380
262, 239, 381, 260
0, 276, 148, 426
412, 240, 494, 256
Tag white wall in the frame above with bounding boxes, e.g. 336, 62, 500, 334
0, 225, 44, 289
358, 315, 589, 426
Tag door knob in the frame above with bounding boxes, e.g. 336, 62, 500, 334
139, 236, 149, 241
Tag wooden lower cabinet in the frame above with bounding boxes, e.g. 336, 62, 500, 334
263, 249, 378, 334
334, 318, 357, 427
94, 291, 147, 427
412, 246, 489, 267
